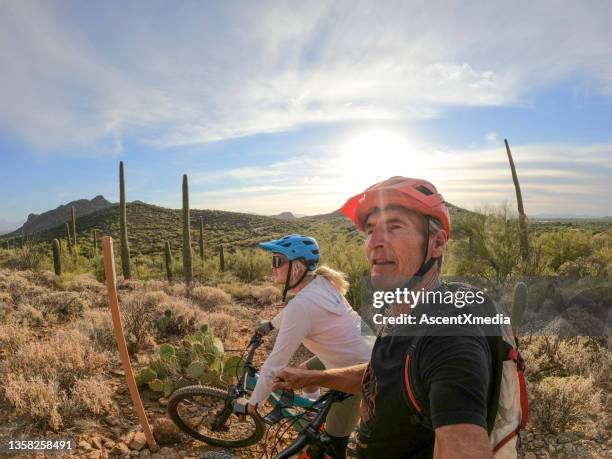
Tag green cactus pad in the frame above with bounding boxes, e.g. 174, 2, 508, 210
159, 343, 175, 356
162, 379, 174, 397
148, 378, 164, 392
136, 368, 157, 386
187, 361, 205, 378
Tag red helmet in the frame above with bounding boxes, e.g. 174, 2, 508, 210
340, 176, 451, 237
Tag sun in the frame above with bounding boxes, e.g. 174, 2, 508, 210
334, 129, 429, 194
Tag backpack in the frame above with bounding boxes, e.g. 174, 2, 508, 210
401, 283, 529, 458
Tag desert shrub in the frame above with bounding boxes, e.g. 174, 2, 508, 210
320, 237, 369, 308
143, 290, 170, 307
190, 286, 231, 309
165, 282, 187, 297
556, 337, 612, 385
251, 285, 281, 305
208, 312, 237, 342
3, 375, 64, 430
530, 375, 601, 433
558, 254, 609, 277
1, 241, 49, 271
448, 206, 523, 280
0, 323, 29, 353
521, 336, 612, 385
120, 295, 155, 354
2, 329, 109, 391
227, 249, 270, 283
76, 309, 116, 353
217, 281, 251, 300
70, 377, 117, 416
11, 303, 44, 327
538, 229, 592, 271
153, 299, 204, 338
32, 291, 87, 322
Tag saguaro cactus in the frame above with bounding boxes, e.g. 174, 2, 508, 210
198, 216, 205, 261
504, 139, 529, 262
182, 174, 193, 284
119, 161, 132, 279
92, 230, 98, 257
65, 222, 73, 254
164, 241, 173, 282
52, 239, 62, 275
71, 206, 77, 246
219, 245, 225, 272
511, 281, 528, 331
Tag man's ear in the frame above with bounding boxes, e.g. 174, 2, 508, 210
430, 229, 448, 259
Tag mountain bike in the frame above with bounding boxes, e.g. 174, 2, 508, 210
167, 331, 346, 450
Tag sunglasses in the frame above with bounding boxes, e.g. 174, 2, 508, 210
272, 255, 287, 268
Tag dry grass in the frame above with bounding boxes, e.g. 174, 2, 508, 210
70, 377, 117, 416
3, 375, 64, 430
0, 323, 29, 353
2, 329, 110, 390
530, 375, 602, 433
251, 285, 281, 306
32, 291, 88, 322
76, 309, 117, 353
208, 312, 237, 343
190, 285, 231, 309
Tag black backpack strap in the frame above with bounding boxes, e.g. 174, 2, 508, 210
400, 332, 433, 429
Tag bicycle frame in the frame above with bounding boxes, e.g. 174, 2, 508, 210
233, 333, 316, 411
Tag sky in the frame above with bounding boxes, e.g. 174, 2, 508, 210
1, 0, 611, 230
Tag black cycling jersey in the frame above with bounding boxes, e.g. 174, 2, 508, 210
357, 282, 494, 459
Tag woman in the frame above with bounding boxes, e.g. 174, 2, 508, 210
247, 234, 372, 459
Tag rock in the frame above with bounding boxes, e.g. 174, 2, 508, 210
138, 449, 151, 458
533, 439, 545, 448
523, 453, 537, 459
79, 440, 93, 450
152, 418, 182, 445
122, 432, 136, 445
158, 398, 168, 407
103, 439, 116, 449
90, 436, 103, 450
129, 432, 147, 451
111, 442, 131, 455
112, 369, 126, 376
104, 415, 121, 426
557, 433, 572, 444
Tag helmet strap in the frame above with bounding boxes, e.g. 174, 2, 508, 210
282, 260, 310, 301
404, 219, 440, 289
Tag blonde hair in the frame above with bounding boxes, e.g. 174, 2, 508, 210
314, 265, 349, 295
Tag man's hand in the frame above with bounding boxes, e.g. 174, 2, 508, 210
272, 367, 320, 391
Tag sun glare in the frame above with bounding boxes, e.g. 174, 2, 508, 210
335, 129, 430, 194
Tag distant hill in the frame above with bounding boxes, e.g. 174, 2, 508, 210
0, 198, 477, 256
0, 201, 333, 257
270, 212, 297, 220
10, 195, 113, 236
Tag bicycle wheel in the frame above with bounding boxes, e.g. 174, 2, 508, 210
167, 385, 265, 448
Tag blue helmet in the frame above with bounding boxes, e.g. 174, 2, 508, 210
259, 234, 320, 271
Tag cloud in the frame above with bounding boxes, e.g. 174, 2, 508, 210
1, 1, 611, 152
177, 140, 612, 216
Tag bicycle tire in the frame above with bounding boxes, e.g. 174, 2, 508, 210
167, 385, 265, 448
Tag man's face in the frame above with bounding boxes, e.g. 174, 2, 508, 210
364, 206, 428, 289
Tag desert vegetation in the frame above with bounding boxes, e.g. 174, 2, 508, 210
0, 201, 610, 457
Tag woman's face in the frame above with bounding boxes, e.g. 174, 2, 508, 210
272, 253, 290, 284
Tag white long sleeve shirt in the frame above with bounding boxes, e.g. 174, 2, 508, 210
249, 275, 374, 405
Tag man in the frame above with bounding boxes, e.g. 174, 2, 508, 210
272, 177, 500, 458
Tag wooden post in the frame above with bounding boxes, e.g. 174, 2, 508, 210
102, 236, 159, 452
